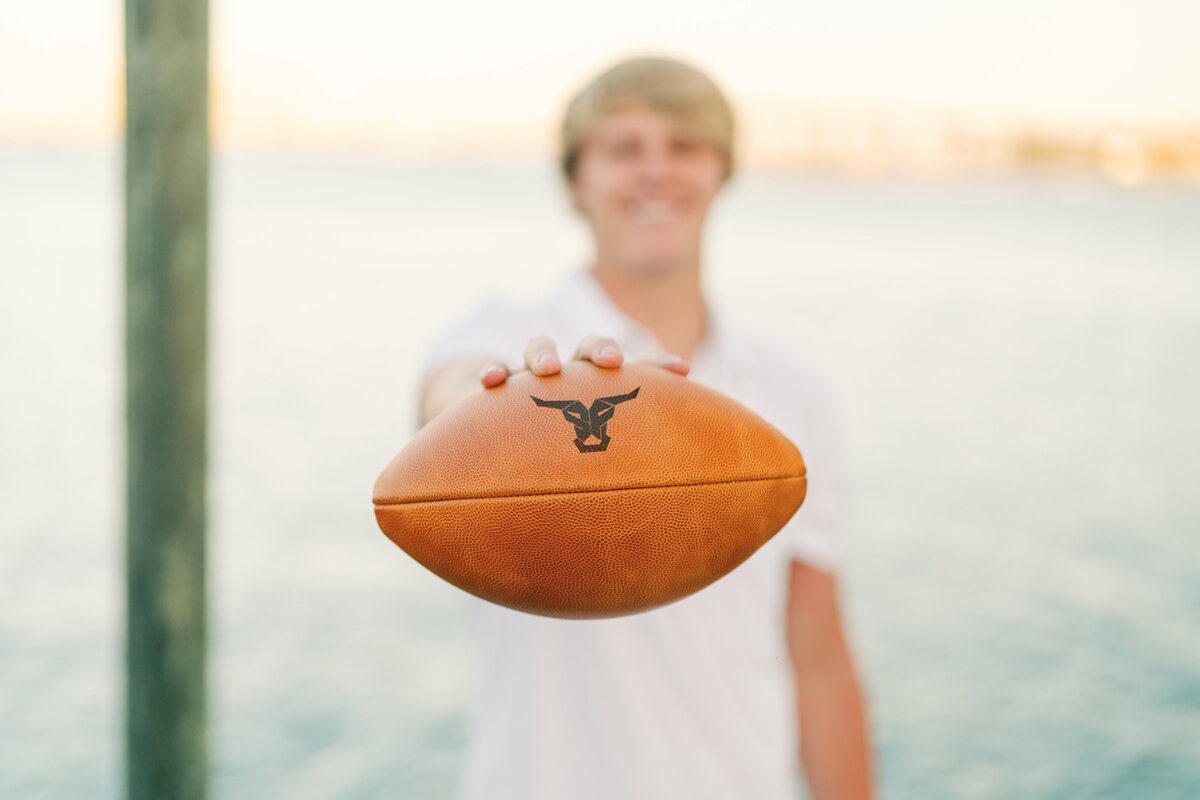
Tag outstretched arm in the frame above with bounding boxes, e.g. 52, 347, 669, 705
787, 560, 874, 800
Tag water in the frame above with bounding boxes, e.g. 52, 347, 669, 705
2, 146, 1198, 798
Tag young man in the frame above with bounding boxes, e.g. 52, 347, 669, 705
419, 56, 873, 800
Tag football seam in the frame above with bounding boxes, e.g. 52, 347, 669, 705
374, 473, 806, 507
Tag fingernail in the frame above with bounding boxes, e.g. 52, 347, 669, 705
600, 345, 620, 359
536, 353, 557, 368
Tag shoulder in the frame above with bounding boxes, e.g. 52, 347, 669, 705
420, 275, 583, 384
430, 272, 585, 346
440, 291, 534, 332
419, 292, 533, 383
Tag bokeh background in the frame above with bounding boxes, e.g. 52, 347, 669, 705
3, 1, 1199, 797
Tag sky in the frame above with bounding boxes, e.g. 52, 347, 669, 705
2, 0, 1199, 158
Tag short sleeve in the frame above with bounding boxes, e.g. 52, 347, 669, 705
758, 354, 852, 574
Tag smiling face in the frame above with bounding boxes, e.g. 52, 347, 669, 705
569, 104, 728, 278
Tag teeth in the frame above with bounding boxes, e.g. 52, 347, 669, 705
631, 201, 680, 221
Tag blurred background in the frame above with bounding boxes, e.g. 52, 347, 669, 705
2, 0, 1199, 797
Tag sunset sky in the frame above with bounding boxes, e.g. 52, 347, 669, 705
3, 0, 1199, 158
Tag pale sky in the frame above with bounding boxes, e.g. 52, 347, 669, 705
2, 0, 1198, 156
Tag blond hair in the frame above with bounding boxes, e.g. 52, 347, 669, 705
559, 56, 736, 183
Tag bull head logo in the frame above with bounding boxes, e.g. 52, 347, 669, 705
531, 387, 641, 453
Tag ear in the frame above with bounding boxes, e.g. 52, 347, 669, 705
567, 175, 588, 217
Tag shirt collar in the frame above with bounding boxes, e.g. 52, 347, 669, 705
551, 266, 726, 370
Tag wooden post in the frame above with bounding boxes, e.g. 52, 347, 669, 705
124, 0, 209, 797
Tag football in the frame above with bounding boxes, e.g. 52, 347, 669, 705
373, 361, 807, 618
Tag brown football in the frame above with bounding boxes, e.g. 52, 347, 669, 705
372, 361, 806, 618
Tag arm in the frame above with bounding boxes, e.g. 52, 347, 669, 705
419, 354, 496, 426
787, 559, 874, 800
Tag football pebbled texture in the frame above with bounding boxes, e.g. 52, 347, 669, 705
373, 361, 807, 618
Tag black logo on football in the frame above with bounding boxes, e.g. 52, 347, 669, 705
531, 387, 641, 452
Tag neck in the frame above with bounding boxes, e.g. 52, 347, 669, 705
590, 256, 709, 361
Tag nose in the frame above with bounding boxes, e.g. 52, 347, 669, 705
640, 145, 671, 181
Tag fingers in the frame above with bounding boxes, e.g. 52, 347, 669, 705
479, 335, 561, 389
479, 360, 510, 388
572, 334, 624, 368
480, 337, 687, 388
524, 335, 562, 376
647, 353, 690, 376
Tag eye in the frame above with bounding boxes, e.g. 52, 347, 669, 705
672, 138, 701, 156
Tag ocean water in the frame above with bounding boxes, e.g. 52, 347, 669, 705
1, 146, 1198, 798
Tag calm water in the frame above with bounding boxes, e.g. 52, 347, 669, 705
2, 146, 1198, 798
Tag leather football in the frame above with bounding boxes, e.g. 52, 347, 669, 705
373, 361, 807, 618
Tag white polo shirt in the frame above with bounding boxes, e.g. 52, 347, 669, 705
421, 268, 849, 800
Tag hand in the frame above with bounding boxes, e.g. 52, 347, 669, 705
479, 334, 690, 388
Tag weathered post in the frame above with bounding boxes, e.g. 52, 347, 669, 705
124, 0, 209, 797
